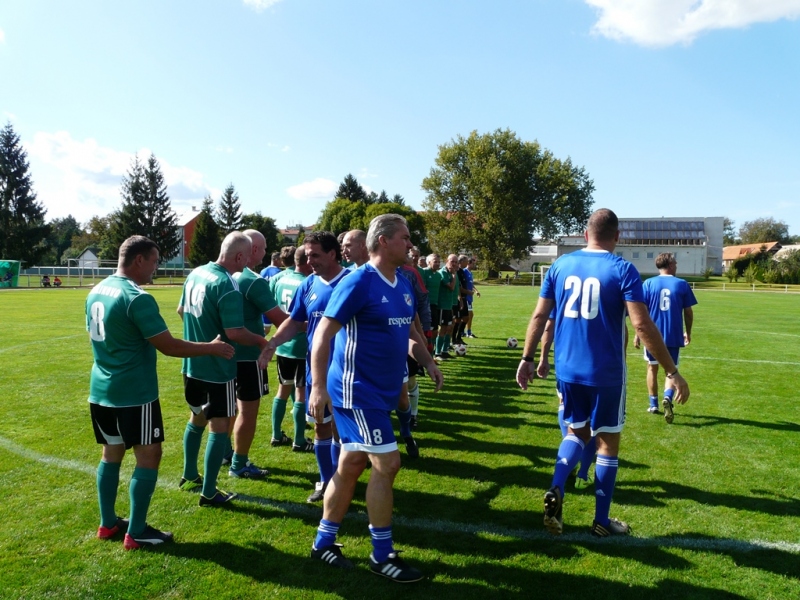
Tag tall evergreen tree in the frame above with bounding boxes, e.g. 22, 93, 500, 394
189, 196, 221, 266
0, 122, 49, 264
335, 174, 367, 202
216, 184, 242, 234
107, 154, 180, 262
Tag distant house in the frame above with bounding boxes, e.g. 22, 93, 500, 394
775, 244, 800, 261
75, 247, 100, 269
164, 208, 202, 268
280, 224, 316, 243
722, 241, 781, 269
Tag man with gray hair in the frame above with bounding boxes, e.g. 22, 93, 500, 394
178, 231, 270, 506
308, 213, 442, 581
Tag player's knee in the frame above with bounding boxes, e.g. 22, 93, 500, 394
315, 421, 333, 438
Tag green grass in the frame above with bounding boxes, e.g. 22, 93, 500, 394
0, 286, 799, 599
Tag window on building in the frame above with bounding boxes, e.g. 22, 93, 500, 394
647, 252, 654, 259
632, 252, 640, 259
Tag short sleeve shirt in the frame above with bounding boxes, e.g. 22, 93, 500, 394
438, 268, 455, 308
324, 263, 416, 411
289, 268, 350, 386
233, 267, 278, 361
423, 268, 442, 306
86, 275, 168, 407
270, 269, 309, 359
541, 249, 644, 387
180, 262, 243, 382
642, 275, 698, 347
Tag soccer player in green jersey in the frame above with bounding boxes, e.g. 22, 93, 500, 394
268, 246, 313, 451
88, 236, 234, 549
178, 231, 271, 506
228, 230, 289, 479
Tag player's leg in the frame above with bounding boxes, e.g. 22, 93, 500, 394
230, 362, 269, 478
363, 410, 422, 582
408, 373, 420, 429
590, 384, 629, 536
91, 403, 127, 538
290, 359, 312, 451
395, 377, 418, 458
309, 418, 334, 502
645, 348, 660, 413
181, 375, 208, 489
662, 347, 680, 424
271, 357, 294, 445
199, 380, 237, 505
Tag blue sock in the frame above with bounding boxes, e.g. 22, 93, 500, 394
557, 405, 568, 437
594, 454, 619, 526
649, 395, 659, 409
664, 388, 675, 403
369, 524, 394, 563
396, 405, 412, 438
331, 440, 341, 473
552, 434, 584, 491
314, 518, 341, 550
577, 437, 596, 480
314, 437, 334, 483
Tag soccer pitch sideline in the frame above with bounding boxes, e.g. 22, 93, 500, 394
0, 285, 798, 600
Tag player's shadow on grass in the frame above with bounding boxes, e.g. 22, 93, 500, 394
617, 479, 800, 517
677, 413, 800, 433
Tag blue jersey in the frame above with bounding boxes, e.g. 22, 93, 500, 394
541, 249, 644, 387
289, 268, 350, 386
642, 275, 697, 347
260, 265, 281, 279
324, 263, 416, 410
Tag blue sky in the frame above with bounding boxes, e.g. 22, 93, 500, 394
2, 0, 800, 237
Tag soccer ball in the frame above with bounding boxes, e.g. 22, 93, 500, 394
506, 337, 518, 349
455, 344, 467, 357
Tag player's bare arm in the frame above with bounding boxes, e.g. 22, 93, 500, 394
627, 301, 690, 404
683, 306, 694, 345
516, 297, 554, 390
148, 332, 235, 359
260, 316, 305, 364
308, 316, 341, 423
537, 318, 554, 379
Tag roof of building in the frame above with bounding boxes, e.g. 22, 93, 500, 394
775, 244, 800, 259
177, 209, 202, 227
722, 241, 781, 261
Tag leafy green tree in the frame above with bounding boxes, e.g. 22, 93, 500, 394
240, 212, 282, 255
738, 217, 791, 245
106, 154, 180, 262
188, 197, 221, 266
67, 215, 113, 261
317, 198, 368, 235
216, 184, 242, 234
724, 264, 739, 283
44, 215, 83, 265
364, 202, 428, 253
743, 262, 760, 284
391, 193, 405, 205
723, 217, 738, 245
335, 174, 367, 202
422, 129, 594, 270
0, 122, 49, 264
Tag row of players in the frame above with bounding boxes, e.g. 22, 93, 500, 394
86, 215, 445, 582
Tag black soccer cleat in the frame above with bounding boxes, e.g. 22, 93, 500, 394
369, 551, 424, 583
123, 524, 174, 550
311, 543, 354, 569
199, 489, 237, 507
307, 481, 327, 503
543, 486, 563, 535
403, 436, 419, 459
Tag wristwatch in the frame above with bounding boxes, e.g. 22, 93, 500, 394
521, 355, 534, 362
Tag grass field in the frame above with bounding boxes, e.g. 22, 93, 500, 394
0, 285, 798, 599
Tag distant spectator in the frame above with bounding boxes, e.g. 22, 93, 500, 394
54, 276, 62, 287
42, 275, 51, 287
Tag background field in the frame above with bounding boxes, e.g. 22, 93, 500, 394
0, 285, 798, 599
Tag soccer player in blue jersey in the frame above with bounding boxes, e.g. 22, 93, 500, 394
517, 209, 690, 537
307, 214, 443, 582
634, 253, 697, 423
263, 231, 349, 502
259, 251, 283, 335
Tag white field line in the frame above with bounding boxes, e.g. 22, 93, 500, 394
0, 334, 84, 354
627, 353, 800, 367
2, 435, 798, 555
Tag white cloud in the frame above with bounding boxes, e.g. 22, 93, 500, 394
585, 0, 800, 47
243, 0, 283, 12
25, 131, 218, 222
286, 178, 338, 201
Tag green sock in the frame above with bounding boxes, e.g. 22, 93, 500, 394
201, 432, 227, 497
182, 422, 205, 480
292, 401, 306, 446
128, 467, 158, 538
444, 334, 451, 350
272, 397, 287, 439
231, 452, 248, 472
97, 461, 121, 528
435, 336, 443, 354
224, 435, 233, 458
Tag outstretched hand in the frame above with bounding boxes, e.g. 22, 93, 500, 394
210, 335, 235, 359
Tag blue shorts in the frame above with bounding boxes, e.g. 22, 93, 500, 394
332, 407, 398, 453
644, 346, 680, 366
558, 380, 626, 435
306, 400, 333, 425
466, 295, 473, 309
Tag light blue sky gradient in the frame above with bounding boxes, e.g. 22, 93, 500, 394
2, 0, 799, 237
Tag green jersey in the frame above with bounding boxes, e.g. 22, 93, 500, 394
86, 275, 168, 408
423, 268, 442, 307
180, 262, 243, 382
438, 268, 457, 308
232, 267, 278, 361
269, 269, 308, 359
